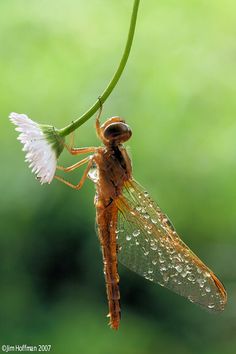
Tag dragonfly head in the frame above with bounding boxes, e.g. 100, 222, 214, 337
101, 117, 132, 146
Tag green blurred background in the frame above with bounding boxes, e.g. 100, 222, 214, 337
0, 0, 235, 353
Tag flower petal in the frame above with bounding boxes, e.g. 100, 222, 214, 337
9, 112, 58, 184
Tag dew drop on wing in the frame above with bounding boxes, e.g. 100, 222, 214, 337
116, 179, 227, 312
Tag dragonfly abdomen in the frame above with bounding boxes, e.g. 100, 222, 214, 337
96, 202, 121, 330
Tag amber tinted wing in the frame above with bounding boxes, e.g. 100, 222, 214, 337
115, 179, 227, 311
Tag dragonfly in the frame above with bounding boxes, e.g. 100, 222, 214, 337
55, 113, 227, 330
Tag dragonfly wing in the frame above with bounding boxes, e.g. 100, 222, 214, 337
115, 179, 227, 311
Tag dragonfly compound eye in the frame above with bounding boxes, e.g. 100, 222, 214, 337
103, 122, 132, 144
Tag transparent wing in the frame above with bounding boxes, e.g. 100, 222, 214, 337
115, 179, 227, 311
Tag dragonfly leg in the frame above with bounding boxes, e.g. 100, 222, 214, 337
95, 97, 103, 140
65, 143, 97, 156
54, 158, 93, 190
57, 156, 91, 173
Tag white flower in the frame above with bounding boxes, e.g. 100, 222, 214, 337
9, 112, 64, 184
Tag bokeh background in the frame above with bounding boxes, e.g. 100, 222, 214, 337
0, 0, 236, 353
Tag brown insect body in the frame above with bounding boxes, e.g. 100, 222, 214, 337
94, 121, 132, 330
55, 115, 227, 331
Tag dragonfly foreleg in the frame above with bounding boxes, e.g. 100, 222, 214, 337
95, 97, 103, 140
54, 157, 94, 190
65, 145, 97, 156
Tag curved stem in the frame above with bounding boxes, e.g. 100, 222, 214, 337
58, 0, 140, 137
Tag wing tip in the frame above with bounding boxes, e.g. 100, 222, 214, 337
211, 272, 227, 307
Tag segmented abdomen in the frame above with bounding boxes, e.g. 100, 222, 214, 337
96, 202, 120, 330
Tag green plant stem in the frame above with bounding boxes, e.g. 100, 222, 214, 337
58, 0, 140, 137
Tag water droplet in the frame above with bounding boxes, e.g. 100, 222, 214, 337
170, 272, 178, 278
197, 278, 205, 288
88, 165, 98, 183
188, 295, 194, 303
187, 274, 196, 282
163, 273, 169, 282
173, 255, 182, 263
144, 251, 149, 256
152, 260, 157, 265
135, 240, 140, 246
160, 265, 167, 272
159, 256, 165, 263
126, 235, 131, 241
144, 191, 149, 197
176, 265, 183, 273
203, 272, 211, 278
148, 269, 153, 274
133, 230, 140, 237
205, 286, 211, 293
136, 206, 142, 212
197, 268, 202, 274
151, 218, 157, 224
181, 269, 189, 278
160, 240, 165, 247
150, 240, 157, 249
208, 303, 215, 309
179, 253, 185, 262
